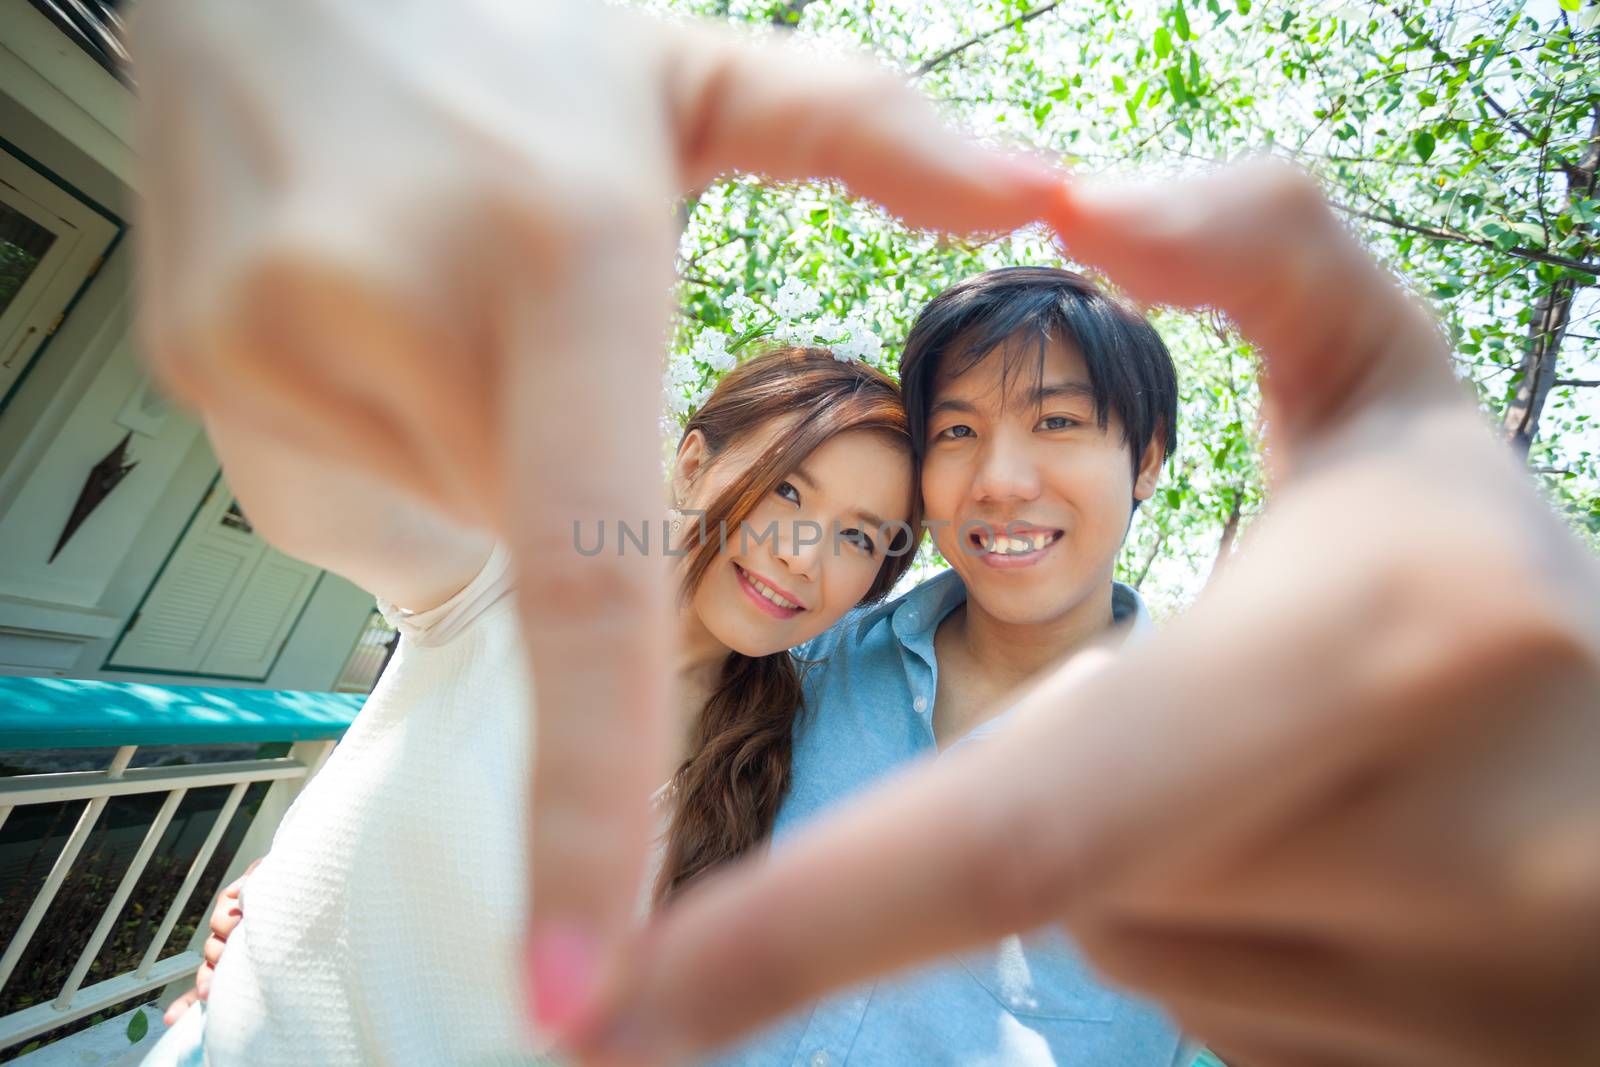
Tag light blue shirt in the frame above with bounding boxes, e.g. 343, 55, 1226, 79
712, 569, 1195, 1067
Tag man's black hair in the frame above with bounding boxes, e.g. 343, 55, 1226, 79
899, 266, 1179, 488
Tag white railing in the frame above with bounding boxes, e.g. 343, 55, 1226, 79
0, 739, 335, 1054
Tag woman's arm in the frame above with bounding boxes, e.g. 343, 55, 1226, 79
205, 416, 492, 612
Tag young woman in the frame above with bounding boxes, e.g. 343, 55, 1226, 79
146, 346, 920, 1066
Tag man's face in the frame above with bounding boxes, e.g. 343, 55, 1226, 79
920, 336, 1162, 627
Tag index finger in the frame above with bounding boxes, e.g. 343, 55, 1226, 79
1043, 161, 1458, 455
509, 207, 680, 1040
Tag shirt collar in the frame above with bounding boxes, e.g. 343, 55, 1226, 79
855, 568, 1153, 648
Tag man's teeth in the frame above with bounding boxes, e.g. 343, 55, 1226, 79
745, 569, 801, 609
984, 531, 1060, 555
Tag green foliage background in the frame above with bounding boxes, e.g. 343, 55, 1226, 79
644, 0, 1600, 616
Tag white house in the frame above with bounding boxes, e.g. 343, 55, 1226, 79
0, 0, 385, 694
0, 6, 391, 1060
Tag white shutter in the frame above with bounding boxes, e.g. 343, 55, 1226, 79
198, 552, 320, 677
108, 480, 322, 679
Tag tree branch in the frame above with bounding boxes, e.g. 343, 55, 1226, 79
913, 1, 1063, 78
1554, 378, 1600, 388
769, 0, 817, 30
1335, 203, 1600, 276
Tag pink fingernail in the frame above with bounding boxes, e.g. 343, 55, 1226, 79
525, 922, 599, 1039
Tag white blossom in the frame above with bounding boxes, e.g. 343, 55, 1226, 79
809, 313, 846, 346
690, 329, 737, 373
771, 318, 813, 346
726, 287, 764, 330
667, 353, 700, 391
771, 276, 821, 319
834, 312, 884, 364
664, 383, 694, 417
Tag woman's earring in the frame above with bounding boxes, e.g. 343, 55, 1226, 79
667, 507, 686, 536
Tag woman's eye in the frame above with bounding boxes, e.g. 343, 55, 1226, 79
775, 480, 801, 505
936, 424, 975, 441
1037, 415, 1078, 432
840, 528, 876, 554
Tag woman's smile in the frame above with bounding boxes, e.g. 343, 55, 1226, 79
734, 561, 806, 619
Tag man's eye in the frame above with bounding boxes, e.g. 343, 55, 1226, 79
775, 480, 800, 505
1037, 415, 1079, 431
840, 528, 876, 554
936, 424, 975, 441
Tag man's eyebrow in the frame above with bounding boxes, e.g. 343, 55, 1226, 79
929, 397, 979, 417
1027, 380, 1097, 406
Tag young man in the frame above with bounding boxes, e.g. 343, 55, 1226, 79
715, 266, 1189, 1066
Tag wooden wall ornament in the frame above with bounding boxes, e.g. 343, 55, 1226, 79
50, 430, 138, 562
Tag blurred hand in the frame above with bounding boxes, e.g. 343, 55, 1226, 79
163, 859, 260, 1026
129, 0, 1058, 1038
569, 162, 1600, 1067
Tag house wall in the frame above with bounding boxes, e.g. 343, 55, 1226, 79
0, 0, 374, 691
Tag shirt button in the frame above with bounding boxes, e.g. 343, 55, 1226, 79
913, 696, 927, 712
810, 1052, 831, 1067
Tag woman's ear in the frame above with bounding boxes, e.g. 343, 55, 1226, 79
1133, 426, 1166, 502
672, 429, 710, 503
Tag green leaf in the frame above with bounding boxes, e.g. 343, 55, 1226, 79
1174, 0, 1193, 40
1154, 26, 1173, 58
1416, 90, 1437, 107
1558, 0, 1579, 11
1112, 73, 1128, 93
1126, 80, 1149, 121
1235, 0, 1251, 12
1412, 129, 1435, 162
127, 1010, 149, 1044
1165, 66, 1189, 104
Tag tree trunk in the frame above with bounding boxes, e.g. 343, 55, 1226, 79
1502, 108, 1600, 456
1207, 490, 1242, 584
770, 0, 817, 29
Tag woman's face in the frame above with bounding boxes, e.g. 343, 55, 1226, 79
681, 424, 914, 658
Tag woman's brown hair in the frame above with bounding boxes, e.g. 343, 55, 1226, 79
654, 346, 921, 904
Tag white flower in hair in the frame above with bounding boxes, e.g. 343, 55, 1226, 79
771, 318, 813, 347
834, 311, 883, 364
667, 353, 700, 391
690, 328, 737, 373
772, 276, 822, 319
665, 383, 694, 417
810, 313, 846, 346
726, 287, 763, 330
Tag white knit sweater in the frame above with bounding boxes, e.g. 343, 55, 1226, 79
204, 546, 552, 1065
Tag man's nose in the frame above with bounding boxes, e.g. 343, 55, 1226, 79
971, 431, 1042, 503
